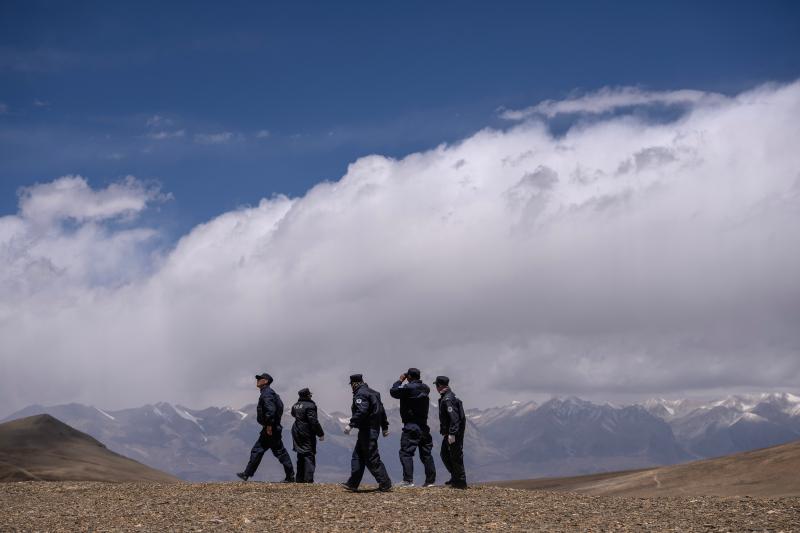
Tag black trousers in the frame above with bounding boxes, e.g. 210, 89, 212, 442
244, 427, 295, 479
440, 432, 466, 486
295, 452, 316, 483
399, 423, 436, 484
346, 428, 391, 489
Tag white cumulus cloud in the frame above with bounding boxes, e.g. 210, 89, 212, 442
0, 176, 168, 302
1, 81, 799, 415
17, 175, 167, 224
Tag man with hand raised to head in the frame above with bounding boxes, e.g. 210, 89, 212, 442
237, 373, 295, 483
341, 373, 392, 492
390, 367, 436, 488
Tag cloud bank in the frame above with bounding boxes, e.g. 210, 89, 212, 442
0, 176, 167, 298
1, 83, 799, 413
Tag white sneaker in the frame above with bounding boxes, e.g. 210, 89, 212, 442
396, 481, 415, 488
421, 482, 436, 488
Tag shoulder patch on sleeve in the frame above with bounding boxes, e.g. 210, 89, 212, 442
355, 398, 363, 404
447, 406, 453, 412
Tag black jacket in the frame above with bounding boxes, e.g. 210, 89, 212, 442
256, 386, 284, 429
390, 379, 431, 426
438, 388, 466, 436
349, 383, 389, 431
291, 398, 324, 454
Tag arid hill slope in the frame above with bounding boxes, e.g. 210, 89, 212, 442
492, 439, 800, 497
0, 414, 178, 483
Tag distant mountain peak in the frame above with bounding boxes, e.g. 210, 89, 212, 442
1, 414, 104, 450
540, 396, 593, 410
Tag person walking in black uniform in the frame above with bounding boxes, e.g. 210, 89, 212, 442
435, 375, 467, 489
390, 367, 436, 487
341, 374, 392, 492
290, 388, 325, 483
237, 373, 295, 482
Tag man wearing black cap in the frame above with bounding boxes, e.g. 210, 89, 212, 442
390, 367, 436, 488
435, 376, 467, 489
290, 388, 325, 483
236, 373, 295, 482
341, 373, 392, 492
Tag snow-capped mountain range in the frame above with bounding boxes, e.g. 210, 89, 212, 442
642, 393, 800, 459
4, 393, 799, 482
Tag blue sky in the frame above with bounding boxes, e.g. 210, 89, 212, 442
2, 1, 800, 411
2, 0, 799, 237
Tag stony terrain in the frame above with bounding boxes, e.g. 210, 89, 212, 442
1, 482, 799, 532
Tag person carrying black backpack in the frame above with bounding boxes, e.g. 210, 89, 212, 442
290, 388, 325, 483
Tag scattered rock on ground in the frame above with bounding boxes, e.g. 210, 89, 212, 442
1, 482, 798, 532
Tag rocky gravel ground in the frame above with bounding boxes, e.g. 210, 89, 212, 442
0, 482, 798, 532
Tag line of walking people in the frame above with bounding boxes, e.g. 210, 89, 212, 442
236, 368, 467, 491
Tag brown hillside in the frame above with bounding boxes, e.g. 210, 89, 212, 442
492, 439, 800, 497
0, 414, 178, 483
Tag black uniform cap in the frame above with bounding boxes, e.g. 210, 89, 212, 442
434, 375, 450, 386
298, 388, 312, 398
407, 367, 421, 379
349, 373, 363, 384
255, 373, 273, 383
